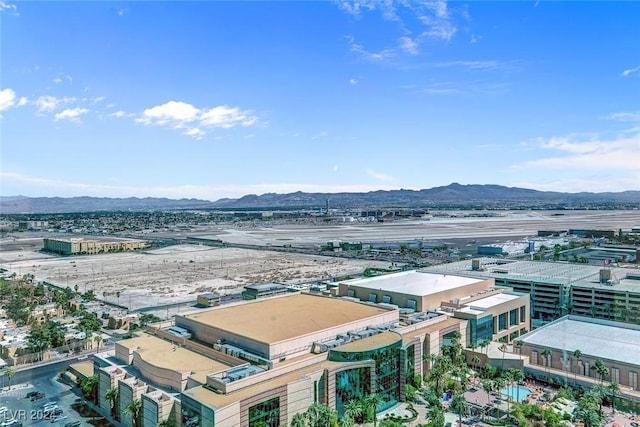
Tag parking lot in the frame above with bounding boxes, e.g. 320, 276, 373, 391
0, 375, 89, 426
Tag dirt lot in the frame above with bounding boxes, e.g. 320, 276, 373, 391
0, 242, 390, 308
1, 210, 638, 309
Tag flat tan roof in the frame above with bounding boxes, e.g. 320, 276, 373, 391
401, 318, 463, 343
120, 334, 238, 384
180, 294, 394, 344
332, 331, 402, 353
69, 360, 94, 378
187, 362, 327, 408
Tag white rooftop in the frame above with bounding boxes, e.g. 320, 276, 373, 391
466, 292, 520, 311
520, 316, 640, 367
343, 271, 485, 296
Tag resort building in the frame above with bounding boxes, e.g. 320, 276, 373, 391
425, 258, 640, 327
519, 315, 640, 390
90, 291, 473, 427
337, 270, 530, 345
43, 237, 148, 255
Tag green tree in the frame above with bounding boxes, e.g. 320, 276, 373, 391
344, 399, 364, 424
427, 405, 445, 427
499, 343, 508, 371
449, 394, 467, 427
125, 399, 143, 427
94, 334, 103, 352
405, 383, 417, 402
608, 382, 621, 414
105, 387, 119, 419
5, 367, 15, 391
573, 349, 583, 384
366, 393, 382, 427
80, 374, 99, 403
290, 412, 306, 427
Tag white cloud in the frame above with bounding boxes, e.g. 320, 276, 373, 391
138, 100, 200, 125
470, 35, 479, 44
0, 88, 16, 111
200, 105, 257, 128
53, 77, 63, 84
0, 1, 17, 14
136, 100, 258, 138
349, 78, 359, 85
54, 107, 89, 122
621, 65, 640, 77
419, 15, 457, 41
607, 111, 640, 122
1, 171, 402, 200
184, 128, 205, 139
17, 96, 28, 107
423, 0, 449, 18
346, 35, 395, 61
333, 164, 339, 172
366, 168, 396, 182
110, 110, 133, 118
399, 36, 419, 55
436, 60, 500, 70
33, 95, 76, 113
512, 133, 640, 171
335, 0, 376, 17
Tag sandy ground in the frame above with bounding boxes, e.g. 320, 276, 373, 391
0, 243, 391, 308
2, 210, 638, 309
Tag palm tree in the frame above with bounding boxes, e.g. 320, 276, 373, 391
499, 343, 507, 371
480, 338, 491, 358
578, 407, 601, 427
573, 349, 583, 384
5, 367, 15, 391
541, 347, 552, 377
594, 359, 608, 383
81, 374, 99, 403
366, 393, 381, 427
450, 394, 466, 427
105, 387, 119, 419
290, 412, 306, 427
344, 399, 364, 425
515, 340, 524, 362
94, 334, 103, 352
125, 399, 142, 427
427, 405, 445, 427
608, 382, 621, 414
156, 419, 174, 427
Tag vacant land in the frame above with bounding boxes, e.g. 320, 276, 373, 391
0, 242, 390, 309
1, 210, 638, 309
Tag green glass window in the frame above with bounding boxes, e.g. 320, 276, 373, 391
335, 367, 371, 417
248, 397, 280, 427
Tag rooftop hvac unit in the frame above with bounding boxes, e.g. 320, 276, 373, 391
599, 269, 612, 284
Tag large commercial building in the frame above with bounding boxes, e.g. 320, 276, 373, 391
426, 258, 640, 327
519, 315, 640, 390
43, 237, 148, 255
90, 269, 532, 427
338, 270, 530, 345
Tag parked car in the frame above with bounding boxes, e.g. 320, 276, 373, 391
25, 391, 39, 399
30, 392, 46, 402
64, 422, 81, 427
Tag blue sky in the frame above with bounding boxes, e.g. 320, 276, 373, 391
1, 1, 639, 201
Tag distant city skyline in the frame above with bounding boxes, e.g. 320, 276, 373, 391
1, 1, 639, 200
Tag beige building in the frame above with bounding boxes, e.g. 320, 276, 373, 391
519, 315, 640, 389
339, 271, 494, 312
43, 237, 148, 255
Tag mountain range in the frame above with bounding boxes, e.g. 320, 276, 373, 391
1, 184, 639, 214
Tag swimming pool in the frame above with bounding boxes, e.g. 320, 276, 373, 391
500, 385, 532, 402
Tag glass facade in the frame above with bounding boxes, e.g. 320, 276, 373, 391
334, 367, 372, 417
510, 309, 518, 326
498, 313, 507, 331
406, 344, 415, 386
329, 337, 402, 414
469, 315, 493, 345
248, 397, 280, 427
